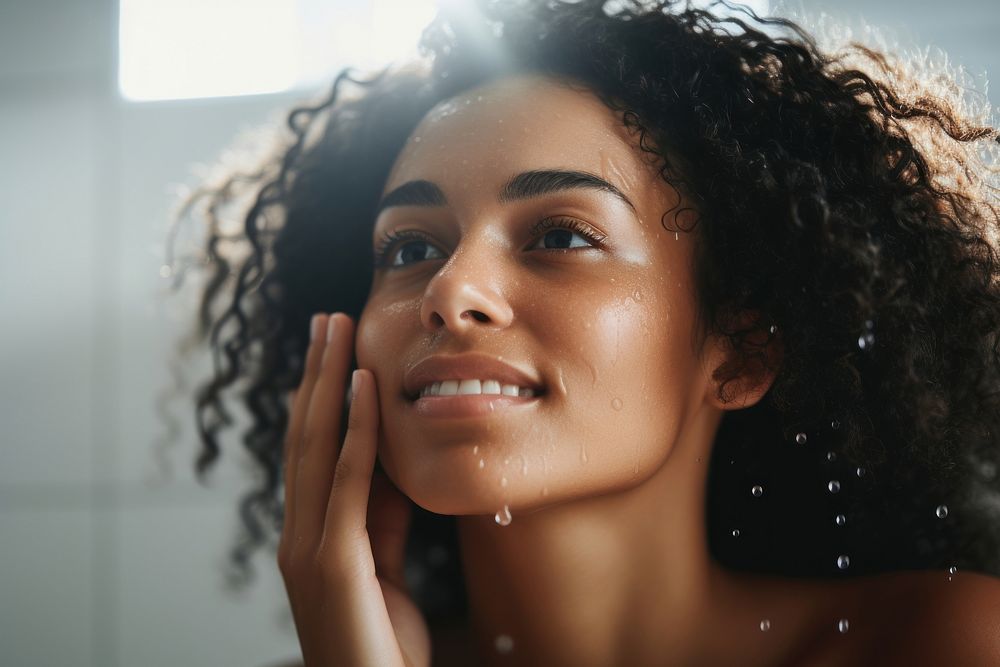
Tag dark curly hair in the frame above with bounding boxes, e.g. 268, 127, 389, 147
167, 0, 1000, 621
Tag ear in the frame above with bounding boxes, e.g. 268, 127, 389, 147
701, 312, 783, 411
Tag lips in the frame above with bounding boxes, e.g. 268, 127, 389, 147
402, 352, 545, 402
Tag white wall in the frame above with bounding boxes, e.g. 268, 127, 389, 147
0, 1, 995, 666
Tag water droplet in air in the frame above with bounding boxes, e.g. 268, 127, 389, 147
936, 504, 949, 519
837, 555, 850, 570
494, 634, 514, 654
827, 451, 837, 462
795, 432, 808, 445
981, 462, 998, 479
751, 485, 764, 497
828, 480, 841, 493
732, 529, 741, 537
838, 618, 850, 633
611, 397, 623, 411
759, 619, 771, 632
413, 136, 422, 143
159, 264, 172, 278
831, 419, 841, 430
495, 505, 512, 526
856, 467, 866, 478
835, 514, 846, 526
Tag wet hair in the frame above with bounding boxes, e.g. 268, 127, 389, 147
168, 0, 1000, 619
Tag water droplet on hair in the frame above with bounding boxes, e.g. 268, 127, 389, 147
837, 618, 850, 633
611, 397, 623, 411
732, 529, 741, 537
827, 451, 837, 462
981, 461, 997, 480
828, 480, 841, 493
478, 458, 485, 470
494, 634, 514, 654
751, 485, 763, 497
837, 554, 850, 570
831, 419, 841, 430
835, 514, 846, 526
936, 504, 949, 519
795, 432, 807, 445
949, 565, 958, 575
858, 332, 875, 350
494, 505, 512, 526
864, 319, 874, 330
759, 619, 771, 632
856, 467, 866, 478
769, 324, 778, 334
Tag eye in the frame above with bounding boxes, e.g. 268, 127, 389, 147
527, 217, 606, 251
374, 229, 447, 268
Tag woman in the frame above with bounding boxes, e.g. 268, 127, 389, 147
175, 0, 1000, 664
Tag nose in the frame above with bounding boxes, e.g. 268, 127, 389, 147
419, 244, 514, 333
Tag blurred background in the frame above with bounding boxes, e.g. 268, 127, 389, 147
0, 1, 996, 665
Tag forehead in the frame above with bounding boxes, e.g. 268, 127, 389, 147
381, 74, 660, 201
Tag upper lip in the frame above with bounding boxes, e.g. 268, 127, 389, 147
403, 352, 545, 400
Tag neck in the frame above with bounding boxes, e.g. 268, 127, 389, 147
455, 402, 733, 666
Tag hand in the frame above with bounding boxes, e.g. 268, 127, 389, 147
278, 313, 430, 667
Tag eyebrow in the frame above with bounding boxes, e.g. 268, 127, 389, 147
375, 169, 636, 215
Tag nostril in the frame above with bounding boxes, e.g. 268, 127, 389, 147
468, 310, 490, 323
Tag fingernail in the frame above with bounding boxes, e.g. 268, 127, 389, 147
352, 369, 362, 397
326, 314, 338, 343
310, 314, 323, 341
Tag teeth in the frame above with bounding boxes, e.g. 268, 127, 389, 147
418, 379, 538, 398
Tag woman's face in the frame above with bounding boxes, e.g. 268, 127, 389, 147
356, 74, 716, 516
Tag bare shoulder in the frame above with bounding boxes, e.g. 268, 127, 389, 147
867, 570, 1000, 665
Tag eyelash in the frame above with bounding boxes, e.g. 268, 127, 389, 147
372, 217, 607, 268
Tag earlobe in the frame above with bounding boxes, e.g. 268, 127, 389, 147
702, 317, 783, 412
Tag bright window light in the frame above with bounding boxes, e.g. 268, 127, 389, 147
119, 0, 439, 102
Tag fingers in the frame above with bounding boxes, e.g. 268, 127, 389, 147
295, 313, 356, 545
322, 369, 380, 552
282, 313, 329, 535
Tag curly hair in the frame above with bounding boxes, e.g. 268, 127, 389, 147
167, 0, 1000, 620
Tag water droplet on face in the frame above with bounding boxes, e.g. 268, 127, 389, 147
795, 432, 808, 445
520, 454, 528, 476
827, 451, 837, 462
936, 504, 949, 519
674, 232, 679, 240
751, 485, 764, 498
837, 618, 850, 633
828, 480, 841, 494
831, 419, 841, 430
579, 443, 588, 463
500, 477, 508, 487
611, 397, 623, 411
632, 289, 642, 301
494, 505, 512, 526
479, 459, 485, 470
856, 467, 866, 478
473, 445, 479, 455
835, 514, 846, 526
759, 619, 771, 632
732, 529, 741, 537
494, 634, 514, 654
837, 555, 851, 570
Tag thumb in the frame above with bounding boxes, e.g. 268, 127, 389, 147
368, 466, 413, 591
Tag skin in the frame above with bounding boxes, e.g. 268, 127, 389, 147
277, 75, 1000, 667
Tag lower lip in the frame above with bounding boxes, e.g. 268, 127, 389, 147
409, 394, 541, 418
